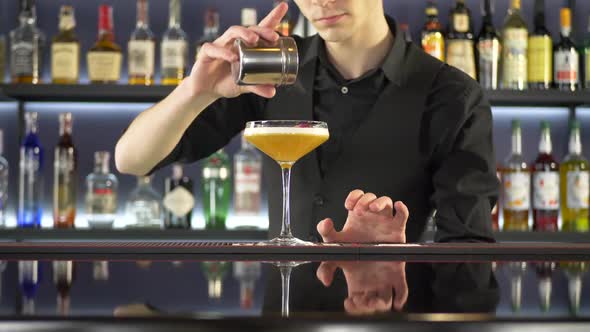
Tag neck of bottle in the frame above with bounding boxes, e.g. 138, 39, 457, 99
98, 6, 115, 42
136, 0, 149, 28
172, 164, 183, 180
19, 1, 36, 26
138, 176, 152, 187
561, 25, 572, 38
59, 8, 75, 32
25, 119, 38, 136
59, 120, 72, 137
94, 158, 110, 174
539, 128, 552, 154
510, 0, 521, 13
204, 25, 219, 38
169, 0, 181, 28
482, 0, 493, 24
512, 128, 522, 155
569, 128, 582, 155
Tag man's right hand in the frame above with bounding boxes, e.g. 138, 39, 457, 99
188, 2, 289, 100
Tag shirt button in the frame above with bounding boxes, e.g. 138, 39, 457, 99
313, 194, 325, 207
341, 86, 349, 94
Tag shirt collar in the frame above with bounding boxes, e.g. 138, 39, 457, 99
300, 15, 405, 86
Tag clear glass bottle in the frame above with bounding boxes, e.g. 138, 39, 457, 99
86, 151, 118, 229
54, 113, 77, 229
18, 112, 43, 228
233, 134, 262, 227
477, 0, 500, 90
51, 5, 79, 84
554, 8, 579, 91
126, 175, 162, 228
0, 130, 7, 227
195, 8, 220, 61
501, 0, 528, 90
202, 149, 231, 230
527, 0, 552, 90
161, 0, 187, 85
10, 0, 45, 84
163, 164, 194, 229
446, 0, 476, 79
128, 0, 155, 86
87, 5, 122, 84
421, 1, 445, 62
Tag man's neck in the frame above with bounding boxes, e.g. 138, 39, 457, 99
325, 15, 393, 80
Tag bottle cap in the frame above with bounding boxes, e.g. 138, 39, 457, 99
561, 7, 572, 28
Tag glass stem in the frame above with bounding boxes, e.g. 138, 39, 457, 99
280, 266, 291, 317
280, 167, 292, 239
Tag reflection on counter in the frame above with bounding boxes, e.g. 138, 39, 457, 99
0, 259, 586, 318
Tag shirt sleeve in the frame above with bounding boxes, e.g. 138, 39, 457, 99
426, 67, 499, 243
149, 93, 266, 174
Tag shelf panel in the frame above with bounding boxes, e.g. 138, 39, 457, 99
485, 89, 590, 107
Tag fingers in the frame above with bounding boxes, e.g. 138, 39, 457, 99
353, 193, 377, 216
259, 1, 289, 29
369, 196, 394, 213
316, 262, 338, 287
197, 43, 238, 63
393, 263, 408, 311
247, 26, 280, 43
393, 201, 409, 229
344, 190, 365, 210
241, 85, 277, 99
317, 218, 342, 243
215, 25, 260, 47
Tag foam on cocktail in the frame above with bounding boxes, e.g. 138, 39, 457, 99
244, 127, 329, 136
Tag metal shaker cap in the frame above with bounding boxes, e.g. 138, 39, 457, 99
232, 36, 299, 86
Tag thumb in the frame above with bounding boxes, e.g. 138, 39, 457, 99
393, 201, 409, 230
316, 262, 338, 287
317, 218, 341, 243
241, 85, 277, 99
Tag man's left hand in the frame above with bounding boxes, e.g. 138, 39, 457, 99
316, 190, 409, 243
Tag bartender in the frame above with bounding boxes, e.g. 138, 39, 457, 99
115, 1, 498, 243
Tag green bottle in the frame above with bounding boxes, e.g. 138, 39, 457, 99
202, 148, 231, 230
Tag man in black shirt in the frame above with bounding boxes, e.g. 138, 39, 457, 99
116, 1, 498, 243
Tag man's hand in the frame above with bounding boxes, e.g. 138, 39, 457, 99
316, 261, 408, 315
316, 190, 409, 243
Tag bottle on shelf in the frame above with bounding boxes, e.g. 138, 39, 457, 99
195, 8, 220, 62
527, 0, 552, 90
233, 134, 263, 228
446, 0, 476, 80
241, 8, 258, 28
10, 0, 45, 84
560, 120, 589, 232
400, 23, 412, 43
128, 0, 155, 86
161, 0, 187, 86
532, 121, 559, 231
0, 34, 5, 82
18, 112, 43, 228
501, 0, 528, 90
19, 260, 41, 315
202, 149, 231, 230
163, 163, 194, 229
126, 175, 163, 229
554, 7, 579, 91
501, 120, 530, 231
491, 168, 500, 231
476, 0, 500, 90
233, 261, 262, 309
584, 17, 590, 89
87, 5, 122, 84
51, 5, 79, 84
421, 1, 445, 62
201, 261, 230, 300
54, 113, 77, 229
86, 151, 118, 229
53, 260, 75, 316
273, 0, 292, 36
535, 262, 555, 312
0, 130, 7, 227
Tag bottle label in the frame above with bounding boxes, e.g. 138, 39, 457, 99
502, 28, 528, 87
566, 171, 589, 209
477, 38, 500, 88
128, 40, 155, 76
555, 49, 579, 84
234, 160, 262, 214
163, 186, 195, 217
527, 35, 552, 84
453, 14, 469, 33
422, 33, 445, 61
11, 42, 34, 76
87, 52, 122, 82
51, 42, 79, 81
446, 39, 476, 79
161, 40, 187, 70
533, 171, 559, 210
54, 148, 76, 188
86, 189, 117, 214
503, 172, 530, 211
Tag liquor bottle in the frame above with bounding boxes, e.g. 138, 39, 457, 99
0, 130, 7, 227
501, 120, 530, 231
477, 0, 500, 90
560, 120, 589, 232
554, 8, 579, 91
501, 0, 528, 90
584, 17, 590, 89
532, 121, 559, 231
54, 113, 77, 229
10, 0, 45, 84
19, 260, 40, 315
421, 1, 445, 62
273, 0, 291, 36
87, 5, 122, 84
446, 0, 476, 79
241, 8, 258, 28
53, 260, 75, 316
161, 0, 187, 85
51, 5, 79, 84
508, 262, 527, 312
491, 169, 500, 231
400, 23, 412, 43
195, 8, 220, 61
128, 0, 155, 86
201, 261, 230, 299
0, 35, 5, 82
126, 176, 163, 228
233, 261, 262, 309
163, 164, 194, 229
527, 0, 552, 90
93, 261, 109, 281
18, 112, 43, 228
86, 151, 118, 229
202, 149, 231, 230
535, 262, 555, 312
233, 135, 263, 227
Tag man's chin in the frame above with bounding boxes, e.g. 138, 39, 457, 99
316, 28, 354, 43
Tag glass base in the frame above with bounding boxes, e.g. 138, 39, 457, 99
257, 236, 314, 246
